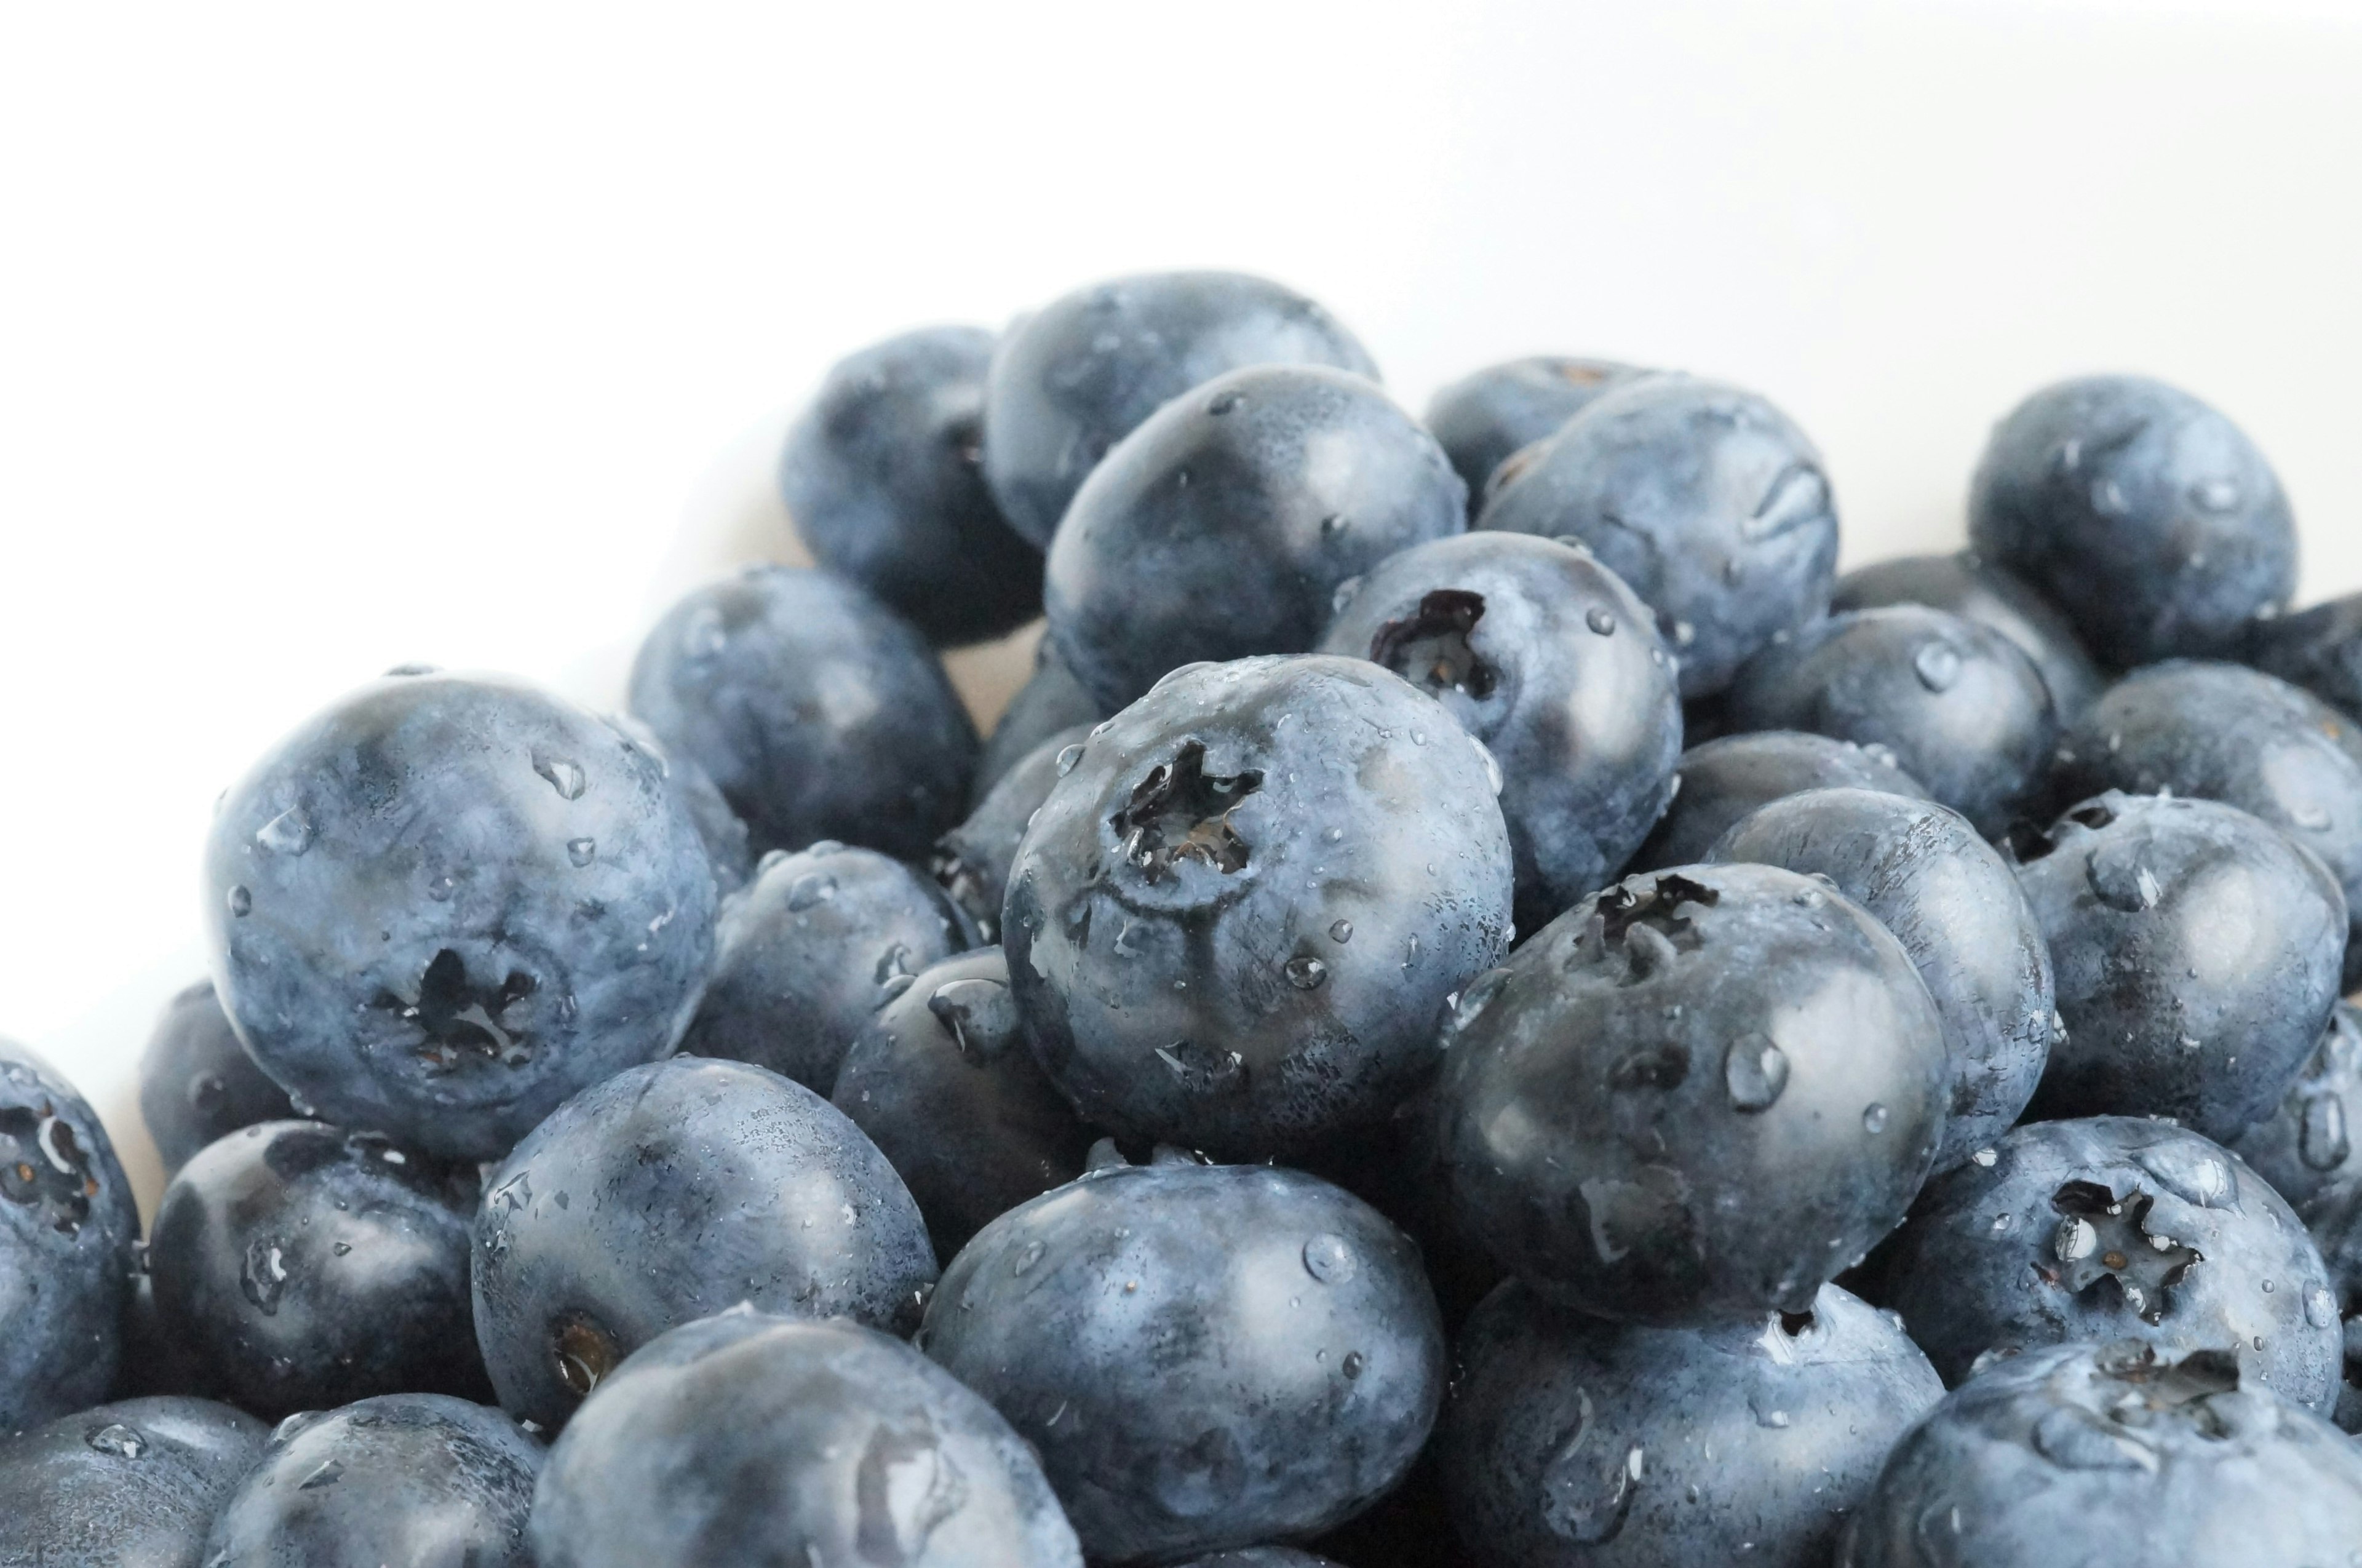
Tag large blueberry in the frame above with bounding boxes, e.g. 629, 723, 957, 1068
2232, 1001, 2362, 1217
678, 841, 969, 1095
1439, 1279, 1942, 1568
1003, 655, 1513, 1160
1320, 531, 1682, 928
1624, 729, 1927, 874
1724, 605, 2055, 837
1864, 1116, 2339, 1411
137, 977, 295, 1177
2246, 590, 2362, 721
531, 1310, 1081, 1567
1044, 365, 1466, 712
2013, 792, 2342, 1139
0, 1395, 266, 1566
1968, 374, 2296, 668
203, 670, 718, 1163
980, 270, 1377, 549
1477, 375, 1839, 698
977, 641, 1105, 802
1434, 862, 1947, 1323
471, 1057, 937, 1431
1831, 549, 2104, 718
627, 565, 978, 859
1423, 355, 1646, 501
921, 1158, 1444, 1564
935, 722, 1097, 942
1709, 787, 2053, 1172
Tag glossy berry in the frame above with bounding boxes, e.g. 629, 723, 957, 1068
2246, 589, 2362, 722
1624, 730, 1927, 874
1831, 549, 2104, 717
137, 977, 295, 1177
0, 1396, 266, 1566
2231, 1001, 2362, 1217
1423, 355, 1646, 501
934, 721, 1096, 942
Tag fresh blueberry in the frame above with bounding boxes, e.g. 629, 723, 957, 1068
531, 1310, 1082, 1568
1423, 355, 1647, 501
1837, 1342, 2362, 1568
981, 270, 1378, 549
678, 841, 970, 1095
1967, 374, 2296, 668
1477, 374, 1839, 698
1863, 1115, 2340, 1412
204, 669, 719, 1163
1434, 862, 1948, 1323
934, 722, 1097, 941
627, 565, 979, 860
1439, 1279, 1942, 1567
137, 977, 295, 1177
2012, 792, 2342, 1140
977, 641, 1106, 803
921, 1157, 1444, 1564
1708, 787, 2054, 1172
2288, 1182, 2362, 1428
1319, 531, 1682, 928
2231, 1001, 2362, 1216
471, 1057, 937, 1432
0, 1395, 266, 1564
1724, 605, 2057, 838
201, 1395, 543, 1568
1624, 730, 1928, 874
1043, 365, 1466, 712
606, 713, 754, 895
1002, 655, 1513, 1161
2246, 590, 2362, 721
0, 1041, 138, 1433
1831, 549, 2104, 718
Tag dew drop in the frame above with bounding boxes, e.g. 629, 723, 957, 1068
1284, 955, 1329, 990
533, 754, 587, 800
566, 838, 597, 867
1724, 1035, 1789, 1113
227, 885, 252, 918
787, 874, 838, 912
2307, 1287, 2340, 1329
1013, 1240, 1047, 1278
1585, 607, 1616, 636
256, 807, 314, 856
1862, 1103, 1890, 1134
1341, 1351, 1365, 1379
1303, 1233, 1358, 1284
1329, 919, 1354, 944
2302, 1092, 2351, 1172
1912, 641, 1962, 693
1055, 744, 1085, 777
86, 1423, 146, 1459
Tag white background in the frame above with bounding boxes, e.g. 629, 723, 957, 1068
3, 1, 2358, 1209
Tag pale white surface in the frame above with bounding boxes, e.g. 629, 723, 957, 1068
1, 1, 2357, 1208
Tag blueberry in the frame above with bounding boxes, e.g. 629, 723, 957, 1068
2231, 1001, 2362, 1216
781, 324, 1043, 647
627, 565, 978, 859
201, 1395, 543, 1567
1863, 1115, 2340, 1412
1708, 787, 2053, 1172
1968, 374, 2296, 668
1423, 355, 1647, 501
0, 1041, 138, 1433
1319, 531, 1682, 928
1477, 374, 1839, 698
2288, 1182, 2362, 1428
1831, 549, 2104, 718
2012, 792, 2342, 1140
530, 1309, 1082, 1568
606, 712, 754, 895
1043, 365, 1466, 712
2245, 589, 2362, 721
920, 1158, 1444, 1563
1439, 1280, 1942, 1567
0, 1396, 266, 1563
832, 947, 1097, 1256
137, 977, 295, 1177
1434, 862, 1947, 1323
204, 670, 718, 1163
1003, 655, 1513, 1161
471, 1057, 937, 1431
1837, 1343, 2362, 1568
679, 842, 970, 1095
934, 722, 1097, 941
115, 1267, 204, 1401
976, 641, 1106, 802
981, 270, 1378, 549
1624, 730, 1928, 874
1724, 605, 2056, 837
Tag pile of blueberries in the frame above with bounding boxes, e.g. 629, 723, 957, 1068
12, 270, 2362, 1568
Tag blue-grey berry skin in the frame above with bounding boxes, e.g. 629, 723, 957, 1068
1831, 549, 2104, 718
627, 565, 979, 860
1724, 606, 2056, 838
981, 271, 1378, 549
149, 1120, 487, 1420
2246, 591, 2362, 722
606, 713, 754, 895
1319, 531, 1682, 930
936, 722, 1097, 942
1477, 375, 1839, 699
137, 977, 295, 1177
531, 1311, 1082, 1568
1837, 1342, 2362, 1568
1044, 364, 1467, 713
2286, 1181, 2362, 1428
1434, 862, 1947, 1324
471, 1057, 937, 1433
1624, 730, 1928, 874
833, 948, 1097, 1257
679, 842, 969, 1096
1423, 356, 1647, 501
202, 670, 719, 1164
2013, 792, 2343, 1140
0, 1395, 266, 1567
2231, 1001, 2362, 1218
1967, 374, 2297, 669
1002, 656, 1513, 1162
0, 1041, 138, 1435
921, 1160, 1444, 1565
1863, 1116, 2340, 1413
201, 1395, 542, 1568
1709, 788, 2053, 1173
1440, 1280, 1942, 1568
977, 643, 1105, 804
